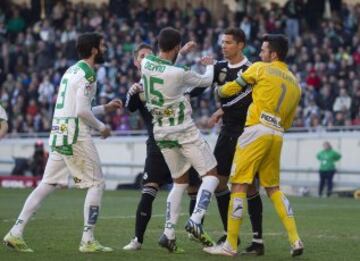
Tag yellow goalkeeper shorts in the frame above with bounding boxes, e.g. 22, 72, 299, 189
230, 124, 283, 187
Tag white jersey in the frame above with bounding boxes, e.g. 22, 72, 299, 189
0, 103, 8, 121
141, 54, 213, 139
49, 61, 97, 147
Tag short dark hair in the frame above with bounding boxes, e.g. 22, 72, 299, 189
133, 43, 153, 59
262, 34, 289, 61
224, 27, 246, 45
76, 32, 103, 59
157, 27, 181, 52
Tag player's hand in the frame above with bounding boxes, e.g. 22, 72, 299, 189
128, 83, 143, 96
100, 126, 111, 139
179, 41, 197, 55
200, 56, 215, 66
105, 99, 123, 113
208, 109, 223, 128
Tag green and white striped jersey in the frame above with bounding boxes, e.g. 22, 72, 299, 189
0, 103, 7, 122
49, 61, 97, 147
141, 54, 213, 135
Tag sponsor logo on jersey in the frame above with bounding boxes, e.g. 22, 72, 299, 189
260, 111, 282, 130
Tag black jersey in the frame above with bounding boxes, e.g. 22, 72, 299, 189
189, 57, 252, 136
125, 92, 155, 142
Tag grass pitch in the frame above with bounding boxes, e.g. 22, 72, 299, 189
0, 188, 359, 261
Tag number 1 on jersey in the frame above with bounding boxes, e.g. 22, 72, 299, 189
275, 83, 287, 113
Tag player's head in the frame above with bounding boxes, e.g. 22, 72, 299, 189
323, 141, 332, 150
133, 43, 153, 70
221, 27, 246, 60
260, 34, 288, 62
157, 27, 181, 61
76, 32, 106, 64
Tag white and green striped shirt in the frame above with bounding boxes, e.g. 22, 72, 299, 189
49, 61, 97, 147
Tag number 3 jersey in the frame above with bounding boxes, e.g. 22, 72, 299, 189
49, 61, 97, 147
141, 54, 213, 141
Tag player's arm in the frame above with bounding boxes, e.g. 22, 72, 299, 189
125, 83, 143, 112
218, 62, 262, 98
92, 100, 122, 116
0, 120, 8, 139
182, 57, 215, 89
208, 108, 224, 128
76, 83, 106, 132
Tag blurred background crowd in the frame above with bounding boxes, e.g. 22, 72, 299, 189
0, 0, 359, 136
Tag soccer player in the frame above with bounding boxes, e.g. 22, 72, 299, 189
0, 102, 8, 139
141, 27, 220, 252
203, 34, 304, 257
187, 27, 264, 255
123, 42, 201, 251
3, 32, 122, 253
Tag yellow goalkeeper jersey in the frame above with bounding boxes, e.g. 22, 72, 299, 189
218, 61, 301, 131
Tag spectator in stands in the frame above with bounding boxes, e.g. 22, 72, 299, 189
30, 140, 48, 177
316, 141, 341, 197
0, 0, 360, 134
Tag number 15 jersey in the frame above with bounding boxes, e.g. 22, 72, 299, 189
141, 54, 213, 138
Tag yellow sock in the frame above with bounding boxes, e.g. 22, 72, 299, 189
270, 190, 300, 244
226, 192, 246, 251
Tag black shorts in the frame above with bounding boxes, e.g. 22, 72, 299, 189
214, 131, 241, 177
142, 139, 173, 186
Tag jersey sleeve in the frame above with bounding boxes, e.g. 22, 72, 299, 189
240, 62, 264, 85
125, 93, 143, 112
75, 79, 105, 131
182, 65, 214, 89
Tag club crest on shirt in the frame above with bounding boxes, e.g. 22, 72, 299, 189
217, 68, 227, 84
84, 84, 92, 97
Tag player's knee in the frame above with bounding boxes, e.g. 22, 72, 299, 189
247, 184, 259, 197
142, 185, 158, 198
265, 186, 279, 197
187, 185, 198, 194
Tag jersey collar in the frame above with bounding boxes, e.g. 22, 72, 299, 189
227, 56, 249, 69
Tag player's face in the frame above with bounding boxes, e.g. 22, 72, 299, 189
260, 42, 272, 62
94, 39, 106, 64
221, 34, 244, 59
134, 48, 152, 70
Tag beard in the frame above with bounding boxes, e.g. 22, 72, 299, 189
94, 51, 105, 64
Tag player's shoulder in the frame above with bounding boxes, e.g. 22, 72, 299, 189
73, 61, 96, 84
215, 60, 228, 69
246, 61, 270, 72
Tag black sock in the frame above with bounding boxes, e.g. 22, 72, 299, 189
215, 189, 230, 232
247, 192, 263, 240
135, 186, 157, 243
188, 192, 197, 216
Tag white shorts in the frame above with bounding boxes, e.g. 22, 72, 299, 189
41, 140, 104, 189
156, 125, 217, 179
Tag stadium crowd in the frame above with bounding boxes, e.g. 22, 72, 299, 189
0, 0, 360, 135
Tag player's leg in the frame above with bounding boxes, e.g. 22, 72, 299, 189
183, 134, 219, 246
327, 171, 335, 197
65, 140, 112, 253
3, 153, 66, 252
204, 127, 270, 256
213, 133, 236, 243
158, 146, 189, 253
124, 142, 171, 250
187, 167, 201, 217
242, 179, 264, 256
319, 171, 326, 197
261, 134, 303, 257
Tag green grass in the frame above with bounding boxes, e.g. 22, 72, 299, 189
0, 188, 359, 261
